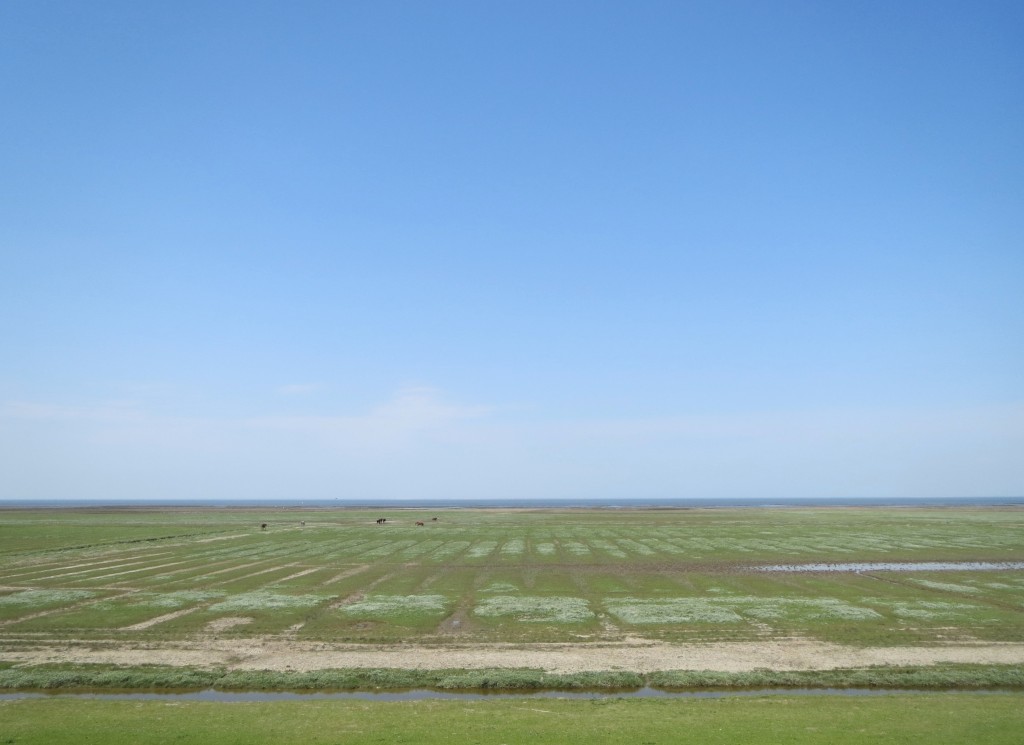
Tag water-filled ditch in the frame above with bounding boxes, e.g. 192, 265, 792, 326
753, 561, 1024, 573
0, 687, 1015, 702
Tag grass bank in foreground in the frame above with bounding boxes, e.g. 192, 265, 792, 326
1, 662, 1023, 691
2, 694, 1023, 744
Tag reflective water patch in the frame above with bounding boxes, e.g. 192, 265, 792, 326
754, 562, 1024, 572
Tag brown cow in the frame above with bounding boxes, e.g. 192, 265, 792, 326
415, 521, 425, 526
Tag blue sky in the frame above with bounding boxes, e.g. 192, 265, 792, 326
2, 1, 1022, 501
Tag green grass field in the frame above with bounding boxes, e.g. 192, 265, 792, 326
3, 693, 1023, 744
2, 506, 1022, 646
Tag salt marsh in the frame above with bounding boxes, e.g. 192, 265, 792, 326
1, 505, 1022, 668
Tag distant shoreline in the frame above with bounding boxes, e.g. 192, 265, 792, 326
1, 496, 1022, 510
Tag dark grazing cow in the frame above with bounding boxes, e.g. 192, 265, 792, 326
260, 523, 267, 530
376, 518, 386, 525
415, 521, 425, 526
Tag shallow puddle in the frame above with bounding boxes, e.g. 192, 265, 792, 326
753, 561, 1024, 573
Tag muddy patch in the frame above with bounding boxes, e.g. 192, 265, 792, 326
436, 606, 473, 635
4, 637, 1024, 674
204, 617, 253, 633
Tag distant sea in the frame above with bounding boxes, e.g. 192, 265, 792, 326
1, 497, 1022, 509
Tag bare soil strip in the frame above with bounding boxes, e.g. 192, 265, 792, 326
4, 638, 1024, 674
1, 553, 174, 581
185, 560, 266, 582
119, 606, 204, 631
70, 560, 196, 583
321, 565, 370, 586
203, 617, 252, 633
274, 567, 322, 583
207, 563, 298, 586
7, 558, 171, 584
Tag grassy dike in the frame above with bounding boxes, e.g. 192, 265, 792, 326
1, 662, 1023, 691
3, 694, 1023, 744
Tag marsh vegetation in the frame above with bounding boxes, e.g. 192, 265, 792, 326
2, 506, 1022, 650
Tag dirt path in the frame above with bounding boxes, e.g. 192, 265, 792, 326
3, 637, 1024, 674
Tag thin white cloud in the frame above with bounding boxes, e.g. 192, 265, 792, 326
277, 383, 324, 396
0, 400, 145, 422
366, 385, 490, 429
2, 392, 1021, 500
250, 386, 491, 449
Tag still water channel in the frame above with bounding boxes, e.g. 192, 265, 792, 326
0, 688, 1014, 702
753, 562, 1024, 572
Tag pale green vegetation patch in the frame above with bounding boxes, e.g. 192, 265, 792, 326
429, 540, 470, 560
467, 541, 497, 558
590, 539, 627, 558
341, 594, 448, 617
360, 540, 417, 559
616, 538, 656, 556
137, 590, 226, 607
535, 542, 556, 555
500, 538, 524, 555
0, 589, 97, 606
740, 597, 883, 621
474, 595, 594, 623
91, 591, 225, 611
914, 580, 980, 593
874, 600, 981, 620
606, 598, 743, 623
605, 596, 883, 624
208, 592, 330, 612
480, 582, 518, 594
